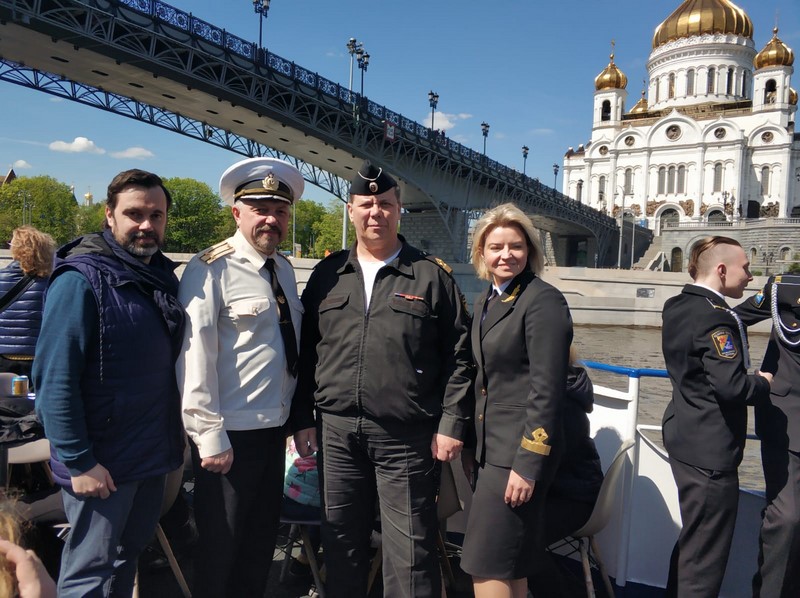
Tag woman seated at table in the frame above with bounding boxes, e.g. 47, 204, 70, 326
460, 203, 573, 598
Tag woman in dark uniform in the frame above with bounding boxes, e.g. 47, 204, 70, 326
460, 203, 573, 598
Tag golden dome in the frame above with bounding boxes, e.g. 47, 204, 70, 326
652, 0, 753, 49
754, 28, 795, 69
790, 87, 798, 106
595, 54, 628, 91
629, 90, 649, 114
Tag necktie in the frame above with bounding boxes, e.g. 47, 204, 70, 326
481, 290, 497, 323
264, 258, 298, 377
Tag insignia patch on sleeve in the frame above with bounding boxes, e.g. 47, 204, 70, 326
753, 288, 765, 307
711, 329, 738, 359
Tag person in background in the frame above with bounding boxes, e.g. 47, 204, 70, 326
529, 346, 603, 597
177, 157, 313, 598
292, 160, 473, 598
735, 273, 800, 597
661, 236, 771, 598
33, 169, 185, 596
460, 202, 573, 598
0, 500, 56, 598
0, 226, 55, 383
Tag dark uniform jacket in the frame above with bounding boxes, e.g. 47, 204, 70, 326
292, 238, 473, 440
735, 274, 800, 451
662, 284, 769, 471
472, 270, 573, 482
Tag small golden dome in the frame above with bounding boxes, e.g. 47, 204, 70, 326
629, 90, 649, 114
652, 0, 753, 49
790, 87, 798, 106
595, 54, 628, 91
754, 28, 795, 69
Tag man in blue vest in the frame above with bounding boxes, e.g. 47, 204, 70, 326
34, 169, 185, 597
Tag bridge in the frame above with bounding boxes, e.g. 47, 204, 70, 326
0, 0, 631, 264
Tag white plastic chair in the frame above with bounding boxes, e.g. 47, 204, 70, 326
551, 439, 635, 598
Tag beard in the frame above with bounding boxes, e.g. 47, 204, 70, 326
252, 223, 283, 254
118, 230, 163, 258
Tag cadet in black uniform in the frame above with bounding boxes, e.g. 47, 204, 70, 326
661, 236, 771, 598
735, 274, 800, 597
291, 161, 473, 598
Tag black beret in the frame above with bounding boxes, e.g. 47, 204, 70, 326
350, 160, 397, 196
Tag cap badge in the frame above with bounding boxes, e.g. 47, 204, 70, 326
358, 167, 383, 195
369, 181, 379, 193
262, 173, 279, 192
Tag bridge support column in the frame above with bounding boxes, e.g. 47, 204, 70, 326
401, 211, 467, 263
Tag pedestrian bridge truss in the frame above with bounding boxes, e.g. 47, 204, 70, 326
0, 0, 619, 263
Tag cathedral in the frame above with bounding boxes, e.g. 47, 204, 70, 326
562, 0, 797, 235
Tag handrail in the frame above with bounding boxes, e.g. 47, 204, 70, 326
581, 360, 669, 379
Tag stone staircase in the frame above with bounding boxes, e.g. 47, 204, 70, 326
634, 236, 665, 270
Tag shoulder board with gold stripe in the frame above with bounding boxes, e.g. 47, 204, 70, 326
199, 241, 234, 264
427, 255, 453, 275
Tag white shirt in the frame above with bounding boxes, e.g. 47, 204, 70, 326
176, 230, 303, 458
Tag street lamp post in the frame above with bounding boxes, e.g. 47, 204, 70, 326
522, 146, 529, 175
428, 90, 439, 131
481, 122, 490, 155
722, 190, 730, 220
552, 163, 559, 191
630, 210, 636, 269
357, 48, 370, 99
615, 186, 625, 268
252, 0, 271, 50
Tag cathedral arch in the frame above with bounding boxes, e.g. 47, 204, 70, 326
670, 247, 683, 273
686, 69, 695, 96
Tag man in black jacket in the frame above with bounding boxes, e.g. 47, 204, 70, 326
662, 236, 771, 598
735, 274, 800, 597
292, 161, 473, 598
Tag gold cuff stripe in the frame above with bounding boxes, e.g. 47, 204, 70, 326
520, 427, 551, 456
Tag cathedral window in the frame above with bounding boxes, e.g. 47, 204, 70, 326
624, 168, 633, 195
655, 79, 660, 103
677, 166, 686, 194
761, 167, 770, 196
667, 166, 676, 194
765, 79, 777, 104
657, 168, 666, 194
668, 73, 675, 99
707, 67, 716, 94
713, 163, 723, 192
601, 100, 611, 122
598, 176, 606, 202
726, 68, 734, 95
686, 69, 695, 96
741, 71, 748, 98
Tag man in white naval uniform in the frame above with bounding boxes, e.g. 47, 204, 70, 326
177, 157, 316, 598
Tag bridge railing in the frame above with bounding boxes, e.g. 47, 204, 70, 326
112, 0, 613, 227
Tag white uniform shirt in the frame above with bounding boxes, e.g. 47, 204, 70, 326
177, 230, 302, 458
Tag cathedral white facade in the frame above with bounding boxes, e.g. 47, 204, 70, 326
562, 0, 798, 235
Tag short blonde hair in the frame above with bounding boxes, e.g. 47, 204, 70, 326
9, 226, 56, 278
470, 203, 545, 280
0, 500, 22, 598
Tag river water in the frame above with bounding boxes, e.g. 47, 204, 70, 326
574, 325, 769, 491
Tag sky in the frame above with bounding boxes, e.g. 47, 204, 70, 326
1, 0, 798, 208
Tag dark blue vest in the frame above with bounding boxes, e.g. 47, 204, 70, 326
0, 262, 48, 356
49, 256, 183, 486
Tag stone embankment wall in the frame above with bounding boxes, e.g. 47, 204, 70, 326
1, 250, 771, 332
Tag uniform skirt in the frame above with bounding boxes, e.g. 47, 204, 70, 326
459, 462, 550, 580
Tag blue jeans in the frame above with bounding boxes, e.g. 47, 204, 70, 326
58, 474, 166, 597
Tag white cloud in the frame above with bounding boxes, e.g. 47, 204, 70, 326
110, 147, 154, 160
494, 132, 507, 140
49, 137, 105, 154
12, 160, 32, 170
425, 111, 473, 131
529, 128, 555, 136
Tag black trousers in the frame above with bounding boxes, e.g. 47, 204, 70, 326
753, 443, 800, 598
189, 427, 286, 598
320, 414, 440, 598
666, 458, 739, 598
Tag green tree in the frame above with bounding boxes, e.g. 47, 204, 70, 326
162, 177, 232, 253
312, 200, 353, 258
279, 199, 327, 257
0, 176, 78, 244
75, 203, 107, 236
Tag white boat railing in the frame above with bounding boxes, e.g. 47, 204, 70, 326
582, 361, 766, 597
